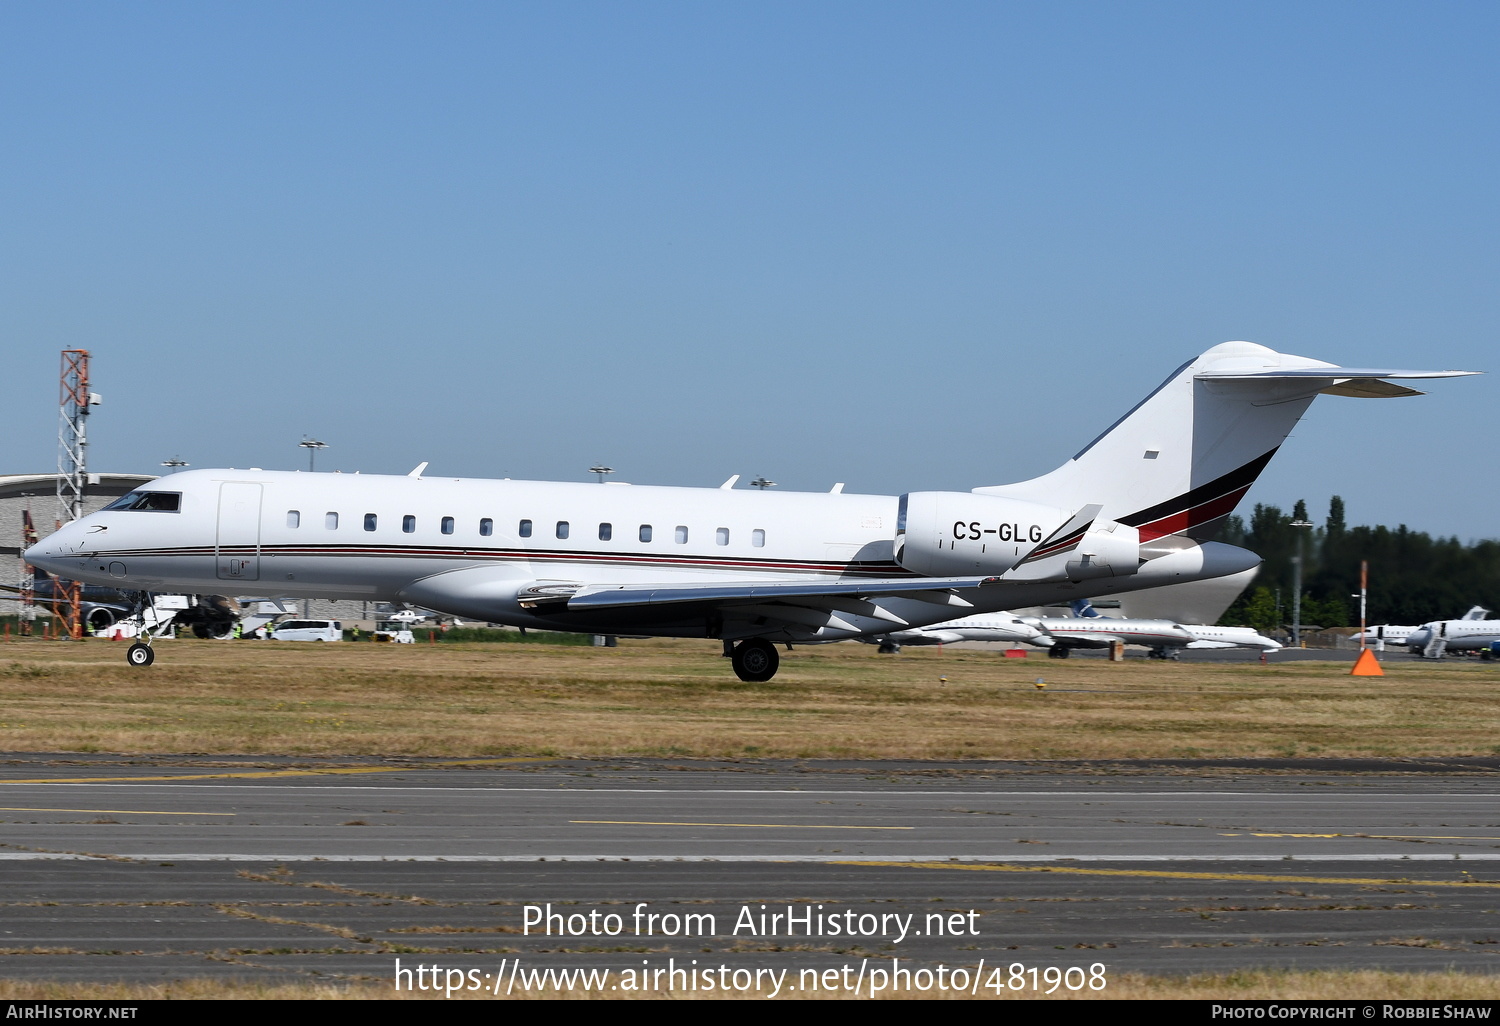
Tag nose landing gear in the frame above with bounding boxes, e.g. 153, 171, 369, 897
121, 592, 162, 667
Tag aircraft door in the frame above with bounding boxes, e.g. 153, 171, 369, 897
216, 482, 262, 582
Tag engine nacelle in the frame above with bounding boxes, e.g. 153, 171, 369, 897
895, 491, 1141, 582
896, 492, 1064, 577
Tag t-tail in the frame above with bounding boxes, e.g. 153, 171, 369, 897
891, 341, 1474, 588
974, 341, 1476, 541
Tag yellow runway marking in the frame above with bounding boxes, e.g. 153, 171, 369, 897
0, 807, 232, 817
833, 860, 1500, 888
1, 757, 547, 785
572, 820, 914, 830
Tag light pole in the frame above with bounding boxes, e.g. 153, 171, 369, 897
1290, 518, 1314, 647
751, 476, 776, 490
299, 437, 328, 472
589, 464, 614, 483
161, 457, 189, 473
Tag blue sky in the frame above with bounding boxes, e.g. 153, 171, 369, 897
3, 2, 1495, 538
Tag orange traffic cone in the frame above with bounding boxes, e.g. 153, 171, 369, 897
1350, 648, 1384, 676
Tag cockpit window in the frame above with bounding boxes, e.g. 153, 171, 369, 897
102, 491, 181, 513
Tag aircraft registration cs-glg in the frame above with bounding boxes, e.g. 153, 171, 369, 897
25, 342, 1475, 682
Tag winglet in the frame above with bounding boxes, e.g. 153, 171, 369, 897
408, 462, 429, 479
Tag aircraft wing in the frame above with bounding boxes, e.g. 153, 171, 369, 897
1045, 632, 1117, 648
563, 576, 997, 610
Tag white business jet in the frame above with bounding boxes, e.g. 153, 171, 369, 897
857, 614, 1054, 653
1351, 607, 1490, 650
1404, 610, 1500, 659
25, 342, 1474, 681
1033, 598, 1279, 658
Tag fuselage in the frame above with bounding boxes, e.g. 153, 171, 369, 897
1405, 619, 1500, 652
25, 468, 1257, 641
1035, 617, 1197, 649
1349, 625, 1418, 646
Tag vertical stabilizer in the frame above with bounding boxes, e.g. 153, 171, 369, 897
975, 342, 1474, 541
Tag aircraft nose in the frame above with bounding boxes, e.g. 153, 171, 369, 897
24, 524, 86, 572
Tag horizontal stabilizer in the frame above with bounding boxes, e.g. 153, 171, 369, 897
1197, 367, 1477, 399
1196, 367, 1475, 380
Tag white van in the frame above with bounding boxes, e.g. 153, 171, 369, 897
269, 619, 342, 642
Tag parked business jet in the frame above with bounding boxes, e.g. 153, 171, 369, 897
859, 611, 1277, 658
24, 342, 1474, 680
1404, 614, 1500, 658
1352, 607, 1490, 650
1035, 598, 1280, 658
857, 614, 1053, 653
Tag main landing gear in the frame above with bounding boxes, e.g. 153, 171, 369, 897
1046, 646, 1071, 659
730, 638, 780, 682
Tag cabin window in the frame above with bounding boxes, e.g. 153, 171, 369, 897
518, 519, 531, 538
286, 510, 300, 528
364, 513, 378, 531
675, 525, 689, 544
441, 517, 454, 535
402, 515, 416, 534
325, 512, 339, 530
598, 522, 612, 541
479, 518, 493, 537
716, 528, 729, 546
752, 529, 765, 548
639, 524, 652, 542
556, 521, 569, 539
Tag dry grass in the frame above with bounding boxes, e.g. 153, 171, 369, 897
1, 637, 1498, 760
0, 969, 1495, 1000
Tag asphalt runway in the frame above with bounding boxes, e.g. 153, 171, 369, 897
2, 754, 1498, 988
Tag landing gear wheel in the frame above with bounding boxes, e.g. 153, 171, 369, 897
877, 642, 901, 655
126, 643, 155, 667
731, 639, 780, 682
1047, 646, 1071, 659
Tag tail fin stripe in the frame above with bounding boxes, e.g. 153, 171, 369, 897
1129, 486, 1255, 541
1118, 448, 1278, 532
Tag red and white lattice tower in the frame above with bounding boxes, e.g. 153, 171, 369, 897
55, 350, 92, 639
